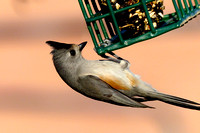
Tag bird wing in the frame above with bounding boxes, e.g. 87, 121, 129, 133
78, 75, 153, 108
96, 69, 137, 91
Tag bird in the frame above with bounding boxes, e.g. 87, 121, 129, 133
46, 40, 200, 110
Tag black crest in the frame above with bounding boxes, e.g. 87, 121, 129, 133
46, 41, 72, 50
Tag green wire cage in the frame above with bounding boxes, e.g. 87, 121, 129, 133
78, 0, 200, 55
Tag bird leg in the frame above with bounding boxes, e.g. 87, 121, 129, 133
100, 51, 130, 64
100, 52, 123, 63
99, 39, 129, 63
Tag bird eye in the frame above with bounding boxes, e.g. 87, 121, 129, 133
70, 50, 76, 56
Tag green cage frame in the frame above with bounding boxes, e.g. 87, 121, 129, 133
78, 0, 200, 55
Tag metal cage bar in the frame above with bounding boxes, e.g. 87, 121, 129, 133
85, 0, 104, 43
141, 0, 156, 33
91, 0, 109, 39
188, 0, 194, 10
177, 0, 186, 17
106, 0, 124, 44
183, 0, 190, 13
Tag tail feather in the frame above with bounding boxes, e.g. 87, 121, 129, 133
149, 91, 200, 110
157, 93, 200, 105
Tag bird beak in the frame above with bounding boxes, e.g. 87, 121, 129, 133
79, 41, 87, 51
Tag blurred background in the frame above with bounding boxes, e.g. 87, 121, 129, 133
0, 0, 200, 133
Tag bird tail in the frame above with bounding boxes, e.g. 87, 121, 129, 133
147, 91, 200, 110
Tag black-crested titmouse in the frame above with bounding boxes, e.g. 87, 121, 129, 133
46, 41, 200, 110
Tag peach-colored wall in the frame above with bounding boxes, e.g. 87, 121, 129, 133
0, 1, 200, 133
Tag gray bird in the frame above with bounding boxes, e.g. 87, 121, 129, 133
46, 41, 200, 110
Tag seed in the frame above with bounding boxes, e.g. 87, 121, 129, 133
100, 0, 165, 38
111, 0, 116, 3
145, 25, 150, 30
115, 3, 120, 10
153, 22, 157, 28
158, 12, 164, 18
129, 13, 134, 18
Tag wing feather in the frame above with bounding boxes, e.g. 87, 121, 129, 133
78, 75, 153, 108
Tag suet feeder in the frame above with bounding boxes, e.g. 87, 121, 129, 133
78, 0, 200, 55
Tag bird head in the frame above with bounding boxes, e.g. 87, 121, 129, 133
46, 41, 87, 62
